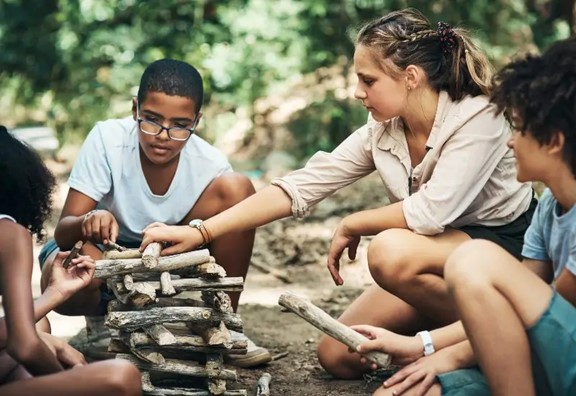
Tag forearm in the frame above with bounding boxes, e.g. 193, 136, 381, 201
12, 336, 64, 376
0, 288, 66, 347
54, 216, 85, 249
342, 201, 408, 236
430, 321, 468, 351
446, 340, 477, 368
206, 185, 292, 237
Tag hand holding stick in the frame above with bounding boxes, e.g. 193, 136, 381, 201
62, 240, 84, 269
278, 292, 391, 368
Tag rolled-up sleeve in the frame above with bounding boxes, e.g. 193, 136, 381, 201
271, 124, 376, 218
403, 108, 510, 234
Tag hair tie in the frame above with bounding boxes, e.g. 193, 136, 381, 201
437, 21, 457, 54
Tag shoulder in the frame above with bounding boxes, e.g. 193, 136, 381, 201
445, 93, 502, 126
185, 135, 230, 164
534, 189, 557, 222
86, 117, 136, 144
0, 219, 29, 250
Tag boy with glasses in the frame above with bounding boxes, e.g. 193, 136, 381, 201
39, 59, 271, 368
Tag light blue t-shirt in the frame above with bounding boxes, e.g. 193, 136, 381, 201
522, 189, 576, 279
68, 117, 232, 245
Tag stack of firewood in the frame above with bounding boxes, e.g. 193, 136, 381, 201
94, 243, 247, 396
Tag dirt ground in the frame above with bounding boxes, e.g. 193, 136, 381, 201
38, 162, 392, 395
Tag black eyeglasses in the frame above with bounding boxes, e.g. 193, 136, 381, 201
136, 106, 198, 141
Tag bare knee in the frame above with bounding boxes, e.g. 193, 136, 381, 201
367, 229, 417, 290
445, 239, 500, 295
100, 360, 141, 395
317, 335, 362, 379
211, 172, 255, 207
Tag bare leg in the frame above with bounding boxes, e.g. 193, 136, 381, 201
182, 172, 256, 311
368, 228, 471, 324
445, 239, 553, 396
0, 359, 141, 395
40, 243, 105, 316
318, 228, 470, 379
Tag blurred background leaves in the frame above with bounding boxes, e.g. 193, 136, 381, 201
0, 0, 573, 166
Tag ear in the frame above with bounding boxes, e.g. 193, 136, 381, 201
547, 131, 565, 156
404, 65, 422, 90
131, 97, 138, 121
195, 111, 203, 126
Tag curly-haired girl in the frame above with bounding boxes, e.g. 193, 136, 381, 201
0, 126, 141, 394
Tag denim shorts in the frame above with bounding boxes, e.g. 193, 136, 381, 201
527, 292, 576, 395
437, 367, 490, 395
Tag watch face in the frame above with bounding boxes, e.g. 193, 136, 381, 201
189, 219, 202, 228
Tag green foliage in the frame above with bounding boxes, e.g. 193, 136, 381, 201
0, 0, 573, 157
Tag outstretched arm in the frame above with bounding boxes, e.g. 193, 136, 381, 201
141, 185, 293, 255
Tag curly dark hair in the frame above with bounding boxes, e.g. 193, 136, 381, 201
137, 59, 204, 114
0, 126, 56, 237
491, 37, 576, 177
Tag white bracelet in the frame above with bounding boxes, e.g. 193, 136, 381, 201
417, 330, 435, 356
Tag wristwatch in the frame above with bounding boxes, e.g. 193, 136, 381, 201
188, 219, 212, 247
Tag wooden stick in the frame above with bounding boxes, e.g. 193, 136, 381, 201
188, 263, 227, 278
141, 371, 154, 392
142, 242, 163, 268
126, 282, 158, 308
143, 387, 246, 396
256, 372, 272, 396
201, 291, 233, 313
62, 240, 83, 269
103, 249, 142, 260
105, 307, 243, 332
122, 328, 247, 350
107, 296, 206, 312
143, 324, 177, 346
206, 354, 226, 395
95, 249, 211, 278
188, 321, 232, 348
160, 271, 177, 295
106, 240, 127, 252
278, 292, 391, 368
123, 274, 134, 291
115, 277, 244, 294
116, 353, 237, 380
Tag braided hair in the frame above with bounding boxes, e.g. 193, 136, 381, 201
355, 8, 493, 101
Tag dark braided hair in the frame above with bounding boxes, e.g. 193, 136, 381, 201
491, 37, 576, 177
356, 8, 493, 101
0, 126, 56, 237
137, 59, 204, 114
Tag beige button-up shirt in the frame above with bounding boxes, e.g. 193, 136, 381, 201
272, 91, 533, 235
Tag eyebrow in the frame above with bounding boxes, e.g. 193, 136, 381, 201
141, 109, 194, 123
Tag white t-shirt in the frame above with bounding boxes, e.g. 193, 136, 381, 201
68, 117, 232, 245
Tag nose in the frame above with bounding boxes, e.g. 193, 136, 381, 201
354, 83, 366, 100
507, 136, 514, 149
156, 126, 171, 141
